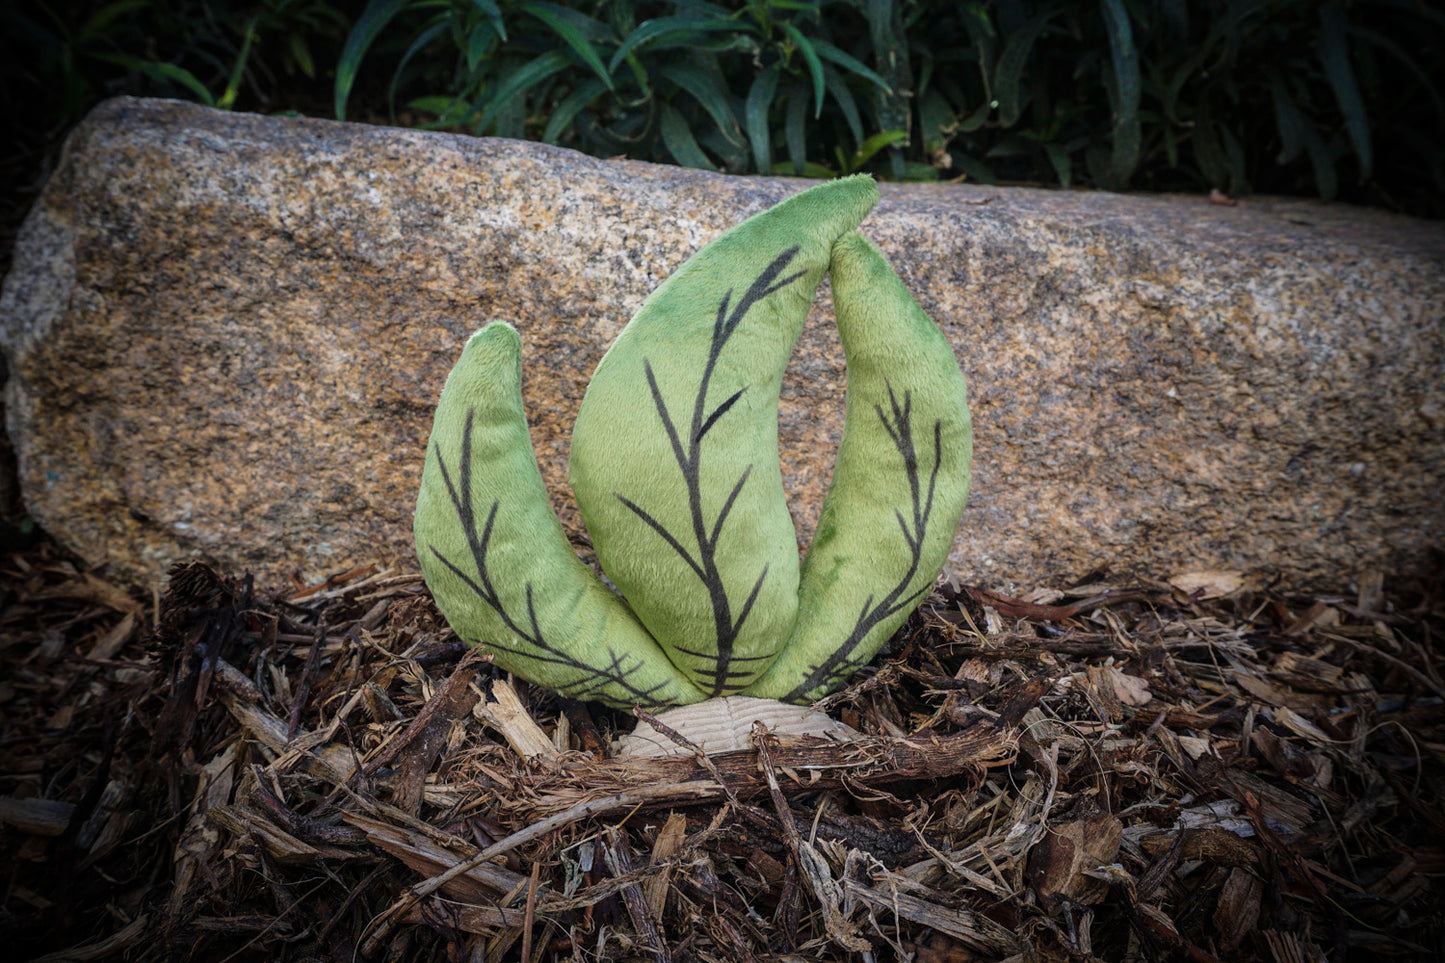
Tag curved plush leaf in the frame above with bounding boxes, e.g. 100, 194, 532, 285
744, 232, 970, 703
415, 323, 703, 709
569, 177, 880, 696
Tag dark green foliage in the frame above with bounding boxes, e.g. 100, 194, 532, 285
6, 0, 1445, 219
0, 0, 354, 270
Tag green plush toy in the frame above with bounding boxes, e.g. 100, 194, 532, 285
414, 176, 972, 710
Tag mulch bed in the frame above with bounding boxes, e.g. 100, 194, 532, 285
2, 539, 1442, 962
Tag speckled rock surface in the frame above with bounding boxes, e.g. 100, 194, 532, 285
3, 97, 1442, 589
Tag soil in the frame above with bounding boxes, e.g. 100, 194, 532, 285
1, 537, 1442, 962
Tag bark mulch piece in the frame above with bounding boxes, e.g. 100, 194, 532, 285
2, 545, 1442, 962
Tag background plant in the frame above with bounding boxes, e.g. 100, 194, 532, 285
4, 0, 1444, 264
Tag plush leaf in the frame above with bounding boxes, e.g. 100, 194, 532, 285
415, 324, 704, 709
744, 233, 971, 703
569, 177, 879, 696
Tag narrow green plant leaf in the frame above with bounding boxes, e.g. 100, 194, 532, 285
916, 87, 955, 154
95, 53, 216, 106
336, 0, 412, 120
823, 64, 864, 146
811, 37, 892, 92
769, 160, 836, 178
288, 34, 315, 79
523, 1, 615, 91
952, 150, 998, 185
659, 103, 717, 171
407, 94, 466, 122
471, 0, 506, 41
78, 0, 151, 44
390, 17, 450, 111
543, 78, 609, 143
215, 13, 258, 110
661, 62, 741, 147
475, 49, 570, 133
994, 9, 1055, 127
1303, 124, 1339, 200
781, 22, 825, 118
745, 64, 782, 173
1269, 71, 1305, 165
1101, 0, 1140, 189
466, 19, 496, 75
1317, 2, 1371, 179
609, 14, 734, 72
784, 80, 809, 174
958, 100, 990, 133
1045, 141, 1072, 188
852, 128, 909, 169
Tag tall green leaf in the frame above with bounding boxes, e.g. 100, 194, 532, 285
1269, 71, 1305, 165
474, 49, 570, 133
994, 9, 1055, 127
543, 78, 609, 143
811, 37, 892, 92
609, 14, 734, 72
523, 2, 615, 91
215, 13, 258, 110
659, 103, 717, 170
336, 0, 412, 120
781, 22, 825, 118
93, 53, 215, 105
1101, 0, 1140, 189
745, 64, 782, 173
660, 62, 742, 147
1317, 2, 1371, 179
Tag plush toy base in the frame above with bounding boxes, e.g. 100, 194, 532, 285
614, 696, 858, 758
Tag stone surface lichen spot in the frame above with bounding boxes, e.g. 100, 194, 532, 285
414, 175, 971, 715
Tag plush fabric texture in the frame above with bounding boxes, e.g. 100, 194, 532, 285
414, 323, 705, 708
414, 179, 972, 709
568, 176, 879, 697
742, 233, 972, 703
